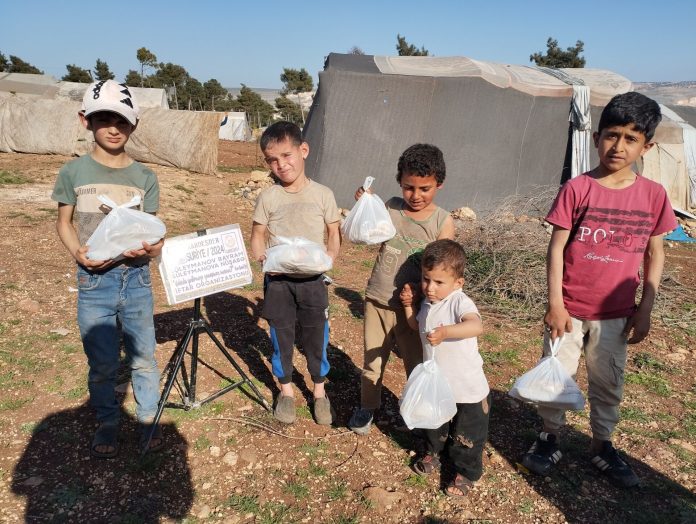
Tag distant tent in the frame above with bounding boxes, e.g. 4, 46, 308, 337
54, 82, 168, 109
641, 105, 696, 209
0, 72, 60, 99
218, 112, 252, 141
303, 53, 691, 213
0, 74, 220, 174
0, 73, 168, 109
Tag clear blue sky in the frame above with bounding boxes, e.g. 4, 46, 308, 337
3, 0, 695, 88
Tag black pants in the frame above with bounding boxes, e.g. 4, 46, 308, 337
263, 274, 330, 384
423, 393, 491, 481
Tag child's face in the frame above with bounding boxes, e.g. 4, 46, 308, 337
263, 137, 309, 189
87, 112, 135, 153
399, 172, 441, 212
593, 124, 653, 175
421, 263, 464, 303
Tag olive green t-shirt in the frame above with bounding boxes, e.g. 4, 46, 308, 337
365, 197, 449, 307
51, 154, 160, 246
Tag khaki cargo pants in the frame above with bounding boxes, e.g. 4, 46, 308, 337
360, 299, 423, 410
538, 317, 628, 441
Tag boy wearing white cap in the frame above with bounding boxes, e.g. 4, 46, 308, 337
51, 80, 164, 458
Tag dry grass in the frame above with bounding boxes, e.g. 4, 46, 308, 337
458, 188, 557, 322
458, 187, 695, 333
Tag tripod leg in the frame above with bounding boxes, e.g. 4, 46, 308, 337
141, 324, 195, 456
202, 324, 271, 411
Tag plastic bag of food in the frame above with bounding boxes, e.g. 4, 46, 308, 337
262, 236, 333, 274
86, 195, 166, 260
508, 336, 585, 410
399, 347, 457, 429
341, 176, 396, 244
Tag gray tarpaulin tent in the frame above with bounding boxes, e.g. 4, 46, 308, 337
303, 53, 633, 213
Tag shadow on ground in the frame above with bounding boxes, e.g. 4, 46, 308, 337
12, 403, 193, 523
486, 388, 696, 523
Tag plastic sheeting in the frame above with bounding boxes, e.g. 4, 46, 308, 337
660, 105, 696, 207
304, 54, 629, 213
569, 86, 591, 178
0, 97, 219, 174
218, 112, 252, 141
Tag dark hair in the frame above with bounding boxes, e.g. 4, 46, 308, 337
260, 121, 303, 151
597, 92, 661, 141
422, 239, 465, 278
396, 143, 446, 184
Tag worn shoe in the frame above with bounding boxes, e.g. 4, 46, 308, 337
521, 432, 562, 476
348, 407, 374, 435
274, 395, 296, 424
413, 453, 441, 476
591, 441, 640, 488
313, 396, 333, 425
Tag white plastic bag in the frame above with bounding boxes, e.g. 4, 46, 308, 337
86, 195, 166, 260
340, 176, 396, 244
399, 345, 457, 429
508, 336, 585, 410
262, 236, 333, 274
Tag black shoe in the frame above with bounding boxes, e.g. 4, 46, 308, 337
521, 432, 562, 476
591, 441, 640, 488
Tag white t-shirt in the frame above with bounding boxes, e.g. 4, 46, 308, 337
416, 289, 489, 404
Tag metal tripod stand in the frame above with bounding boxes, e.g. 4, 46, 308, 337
142, 297, 270, 454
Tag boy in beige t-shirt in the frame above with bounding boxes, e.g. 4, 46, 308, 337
250, 121, 341, 425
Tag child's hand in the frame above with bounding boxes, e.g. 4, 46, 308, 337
543, 305, 572, 341
427, 325, 448, 346
623, 307, 651, 344
124, 239, 164, 259
76, 245, 112, 270
400, 283, 414, 307
354, 186, 373, 201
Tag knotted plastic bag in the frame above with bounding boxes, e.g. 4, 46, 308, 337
399, 343, 457, 429
262, 236, 333, 274
86, 195, 166, 260
508, 336, 585, 410
340, 176, 396, 244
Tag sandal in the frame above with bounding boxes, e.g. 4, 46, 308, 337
413, 454, 441, 476
139, 423, 164, 453
445, 473, 474, 497
91, 423, 119, 459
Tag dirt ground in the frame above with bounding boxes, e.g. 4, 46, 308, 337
0, 143, 695, 523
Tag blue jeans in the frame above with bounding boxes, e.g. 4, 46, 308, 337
77, 264, 160, 426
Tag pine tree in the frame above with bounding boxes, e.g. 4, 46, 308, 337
62, 64, 92, 83
396, 34, 429, 56
232, 85, 275, 128
280, 68, 314, 95
94, 59, 114, 81
136, 47, 158, 87
6, 55, 43, 74
530, 38, 585, 68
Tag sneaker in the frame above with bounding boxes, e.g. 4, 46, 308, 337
348, 407, 374, 435
313, 397, 333, 426
274, 395, 296, 424
591, 441, 640, 488
521, 432, 562, 476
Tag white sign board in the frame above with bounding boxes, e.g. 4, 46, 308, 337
158, 224, 252, 305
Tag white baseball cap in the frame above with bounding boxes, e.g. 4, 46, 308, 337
81, 80, 140, 125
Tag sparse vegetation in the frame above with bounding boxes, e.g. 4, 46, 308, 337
0, 146, 694, 523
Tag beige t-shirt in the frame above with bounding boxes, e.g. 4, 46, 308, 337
252, 179, 340, 248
